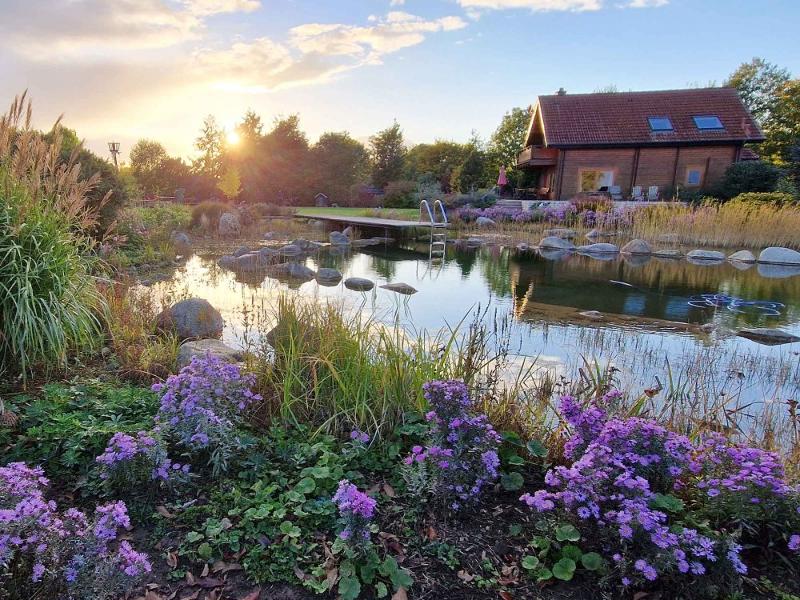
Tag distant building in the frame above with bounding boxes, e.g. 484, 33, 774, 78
516, 88, 764, 200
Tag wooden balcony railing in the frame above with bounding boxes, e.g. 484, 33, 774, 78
517, 146, 559, 167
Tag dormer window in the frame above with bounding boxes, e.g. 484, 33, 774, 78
693, 115, 724, 130
648, 117, 673, 132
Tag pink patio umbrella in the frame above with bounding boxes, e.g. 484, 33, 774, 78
497, 165, 508, 196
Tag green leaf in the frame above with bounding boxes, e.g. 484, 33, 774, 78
197, 542, 213, 560
507, 454, 525, 466
376, 582, 388, 598
508, 524, 522, 536
580, 552, 603, 571
534, 567, 553, 582
561, 545, 583, 561
185, 531, 204, 543
521, 555, 540, 570
338, 575, 361, 600
555, 524, 581, 542
501, 472, 524, 491
295, 477, 317, 495
650, 493, 685, 513
526, 440, 548, 458
552, 558, 576, 581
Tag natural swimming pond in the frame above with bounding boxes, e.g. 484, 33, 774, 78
145, 239, 800, 435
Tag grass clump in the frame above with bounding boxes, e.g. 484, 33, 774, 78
0, 93, 106, 381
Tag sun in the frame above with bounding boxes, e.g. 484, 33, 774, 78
226, 130, 241, 146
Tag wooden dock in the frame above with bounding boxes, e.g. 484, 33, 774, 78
296, 214, 445, 230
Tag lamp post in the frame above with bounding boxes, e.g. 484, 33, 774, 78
108, 141, 120, 170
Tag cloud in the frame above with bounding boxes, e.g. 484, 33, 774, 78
0, 0, 261, 61
456, 0, 667, 11
390, 0, 406, 5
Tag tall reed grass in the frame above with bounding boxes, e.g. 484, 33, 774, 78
0, 93, 106, 381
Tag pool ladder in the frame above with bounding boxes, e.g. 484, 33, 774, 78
419, 199, 448, 264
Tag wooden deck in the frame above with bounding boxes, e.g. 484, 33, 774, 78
297, 214, 445, 230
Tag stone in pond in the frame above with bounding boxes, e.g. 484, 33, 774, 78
728, 250, 756, 263
686, 249, 725, 263
292, 239, 324, 251
330, 231, 351, 246
344, 277, 374, 292
621, 239, 651, 255
177, 339, 243, 370
578, 310, 604, 321
737, 328, 800, 346
576, 243, 619, 254
538, 236, 574, 250
342, 226, 354, 238
233, 246, 251, 257
380, 282, 418, 295
315, 268, 342, 286
758, 247, 800, 266
218, 212, 241, 237
268, 262, 316, 281
652, 249, 683, 259
233, 252, 269, 272
217, 255, 237, 269
157, 298, 224, 341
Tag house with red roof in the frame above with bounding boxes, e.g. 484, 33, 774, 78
516, 88, 764, 201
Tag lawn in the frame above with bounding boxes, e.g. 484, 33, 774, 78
296, 206, 420, 220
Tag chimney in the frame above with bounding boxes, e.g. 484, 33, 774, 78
556, 87, 567, 96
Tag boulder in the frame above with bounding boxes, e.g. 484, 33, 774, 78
157, 298, 224, 340
292, 239, 324, 252
758, 246, 800, 266
259, 247, 278, 259
170, 231, 191, 247
217, 255, 237, 269
267, 262, 316, 281
218, 212, 241, 237
585, 229, 600, 239
233, 245, 251, 257
465, 237, 483, 247
621, 239, 651, 255
315, 268, 343, 286
279, 244, 302, 256
344, 277, 375, 292
545, 228, 576, 239
177, 339, 243, 370
330, 231, 351, 246
342, 226, 354, 238
652, 249, 683, 259
380, 282, 418, 295
686, 249, 726, 263
576, 243, 619, 254
728, 250, 756, 263
737, 328, 800, 346
578, 310, 604, 321
476, 216, 496, 228
233, 252, 268, 272
539, 236, 575, 250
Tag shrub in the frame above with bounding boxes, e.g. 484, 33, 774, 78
571, 196, 614, 213
518, 391, 790, 597
152, 355, 260, 476
189, 201, 228, 231
713, 160, 781, 199
727, 191, 795, 205
382, 180, 417, 208
401, 380, 501, 511
0, 462, 150, 600
0, 96, 106, 381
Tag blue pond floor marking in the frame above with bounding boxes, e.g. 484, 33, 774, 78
688, 293, 785, 316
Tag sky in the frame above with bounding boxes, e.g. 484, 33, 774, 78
1, 0, 798, 163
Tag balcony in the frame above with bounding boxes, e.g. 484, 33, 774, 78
517, 145, 559, 167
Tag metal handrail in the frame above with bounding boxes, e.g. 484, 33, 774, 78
419, 199, 448, 225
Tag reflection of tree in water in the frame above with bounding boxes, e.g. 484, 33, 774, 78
478, 247, 513, 298
314, 248, 355, 272
370, 254, 397, 282
451, 246, 477, 278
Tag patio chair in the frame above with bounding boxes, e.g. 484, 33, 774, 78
536, 187, 551, 200
609, 185, 623, 201
631, 186, 644, 201
647, 186, 660, 202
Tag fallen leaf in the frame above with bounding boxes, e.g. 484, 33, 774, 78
144, 591, 163, 600
293, 565, 309, 581
367, 483, 381, 494
391, 587, 408, 600
498, 592, 513, 600
166, 551, 178, 568
220, 517, 233, 530
156, 505, 175, 519
325, 566, 338, 589
178, 592, 199, 600
242, 589, 261, 600
201, 563, 209, 577
212, 560, 242, 574
146, 583, 160, 590
457, 570, 475, 583
425, 526, 437, 541
633, 594, 650, 600
196, 577, 224, 589
382, 483, 396, 498
185, 572, 196, 586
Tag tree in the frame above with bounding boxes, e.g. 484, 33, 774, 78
193, 115, 224, 180
712, 160, 781, 199
451, 140, 487, 193
259, 115, 311, 204
370, 121, 406, 189
236, 109, 264, 142
129, 139, 169, 195
725, 58, 791, 124
311, 132, 369, 204
217, 166, 242, 200
486, 107, 531, 189
760, 79, 800, 163
405, 141, 469, 192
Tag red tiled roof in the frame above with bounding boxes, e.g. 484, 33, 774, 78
533, 88, 764, 148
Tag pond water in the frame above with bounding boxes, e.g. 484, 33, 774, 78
146, 240, 800, 433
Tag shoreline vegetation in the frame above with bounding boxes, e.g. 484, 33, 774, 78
3, 92, 800, 600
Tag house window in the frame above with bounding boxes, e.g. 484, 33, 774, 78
693, 115, 724, 130
648, 117, 673, 132
580, 169, 614, 192
685, 166, 704, 187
